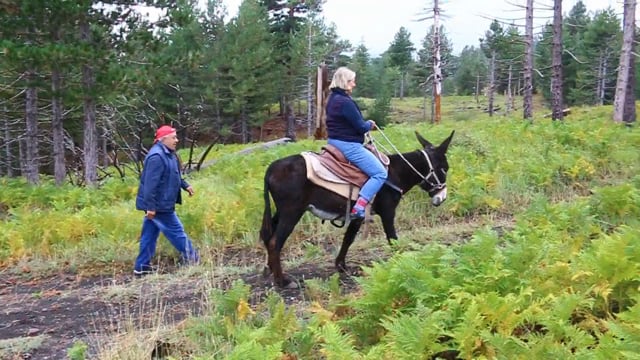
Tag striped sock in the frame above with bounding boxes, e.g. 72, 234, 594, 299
352, 197, 368, 213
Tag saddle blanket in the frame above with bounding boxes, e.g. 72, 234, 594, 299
301, 152, 360, 200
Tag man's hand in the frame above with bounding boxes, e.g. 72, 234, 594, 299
186, 186, 194, 197
146, 210, 156, 220
368, 120, 378, 130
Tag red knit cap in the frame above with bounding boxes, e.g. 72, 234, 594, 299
154, 125, 176, 143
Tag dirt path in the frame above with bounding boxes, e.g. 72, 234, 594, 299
0, 258, 362, 360
0, 217, 492, 359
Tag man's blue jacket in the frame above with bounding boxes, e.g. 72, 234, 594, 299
135, 142, 190, 213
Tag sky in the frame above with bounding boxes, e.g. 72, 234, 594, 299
220, 0, 628, 56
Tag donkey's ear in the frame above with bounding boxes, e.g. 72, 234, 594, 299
415, 131, 434, 148
438, 130, 455, 153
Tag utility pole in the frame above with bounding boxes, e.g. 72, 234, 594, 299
432, 0, 442, 124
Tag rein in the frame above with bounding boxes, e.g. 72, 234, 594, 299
367, 130, 445, 191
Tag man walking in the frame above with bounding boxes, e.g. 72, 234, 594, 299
134, 125, 199, 276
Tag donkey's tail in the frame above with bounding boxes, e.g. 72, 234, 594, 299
260, 167, 273, 244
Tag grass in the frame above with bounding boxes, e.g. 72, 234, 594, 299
0, 335, 48, 359
2, 95, 640, 358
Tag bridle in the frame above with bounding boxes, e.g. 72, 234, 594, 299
418, 149, 447, 192
367, 131, 447, 194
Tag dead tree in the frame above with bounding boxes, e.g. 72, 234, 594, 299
550, 0, 564, 121
81, 17, 98, 186
613, 0, 637, 123
523, 0, 534, 119
488, 51, 496, 116
432, 0, 442, 123
24, 71, 39, 185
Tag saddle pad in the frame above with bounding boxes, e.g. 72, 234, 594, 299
301, 152, 360, 200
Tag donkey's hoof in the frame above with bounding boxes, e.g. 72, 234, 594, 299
276, 275, 299, 289
262, 265, 271, 278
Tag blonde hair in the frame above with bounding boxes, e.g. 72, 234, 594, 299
329, 66, 356, 90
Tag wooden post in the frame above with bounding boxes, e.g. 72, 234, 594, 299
314, 63, 329, 140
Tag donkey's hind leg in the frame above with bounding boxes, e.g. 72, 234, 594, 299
262, 211, 280, 277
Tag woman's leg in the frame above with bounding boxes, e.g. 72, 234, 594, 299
327, 139, 387, 215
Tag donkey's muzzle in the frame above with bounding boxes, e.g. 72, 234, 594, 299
431, 187, 447, 206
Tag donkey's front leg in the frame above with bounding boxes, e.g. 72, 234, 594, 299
378, 209, 398, 245
335, 219, 363, 273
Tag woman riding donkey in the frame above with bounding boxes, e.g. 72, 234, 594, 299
325, 66, 387, 219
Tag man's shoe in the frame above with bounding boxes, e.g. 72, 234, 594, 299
133, 266, 157, 277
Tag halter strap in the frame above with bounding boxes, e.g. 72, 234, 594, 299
369, 129, 445, 190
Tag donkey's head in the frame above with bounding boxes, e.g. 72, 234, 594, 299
415, 130, 454, 206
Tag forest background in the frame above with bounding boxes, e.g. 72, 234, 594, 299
0, 0, 637, 186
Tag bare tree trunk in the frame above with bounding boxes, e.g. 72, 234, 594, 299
306, 23, 314, 138
613, 0, 636, 123
51, 68, 66, 185
19, 137, 25, 178
598, 55, 607, 106
488, 51, 496, 116
551, 0, 564, 121
475, 74, 480, 105
623, 47, 636, 123
24, 71, 39, 185
81, 19, 97, 186
523, 0, 534, 119
432, 0, 442, 123
506, 64, 513, 114
2, 107, 13, 177
284, 97, 296, 141
430, 87, 435, 122
596, 55, 603, 105
240, 106, 248, 144
101, 125, 109, 167
307, 73, 313, 138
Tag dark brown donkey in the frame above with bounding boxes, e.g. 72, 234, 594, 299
260, 131, 454, 288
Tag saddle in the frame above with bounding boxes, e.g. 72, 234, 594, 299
301, 144, 389, 200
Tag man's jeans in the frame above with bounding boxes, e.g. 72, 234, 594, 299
328, 138, 388, 202
134, 211, 199, 271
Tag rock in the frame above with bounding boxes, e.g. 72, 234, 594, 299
26, 327, 40, 336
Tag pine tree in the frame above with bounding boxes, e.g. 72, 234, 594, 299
575, 9, 620, 105
387, 26, 415, 99
259, 0, 324, 140
454, 46, 487, 96
349, 43, 375, 98
223, 0, 277, 143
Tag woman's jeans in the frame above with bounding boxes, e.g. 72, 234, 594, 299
328, 138, 388, 202
134, 211, 199, 271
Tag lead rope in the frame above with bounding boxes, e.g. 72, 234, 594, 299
368, 128, 431, 180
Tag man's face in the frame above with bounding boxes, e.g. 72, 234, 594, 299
160, 133, 178, 151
